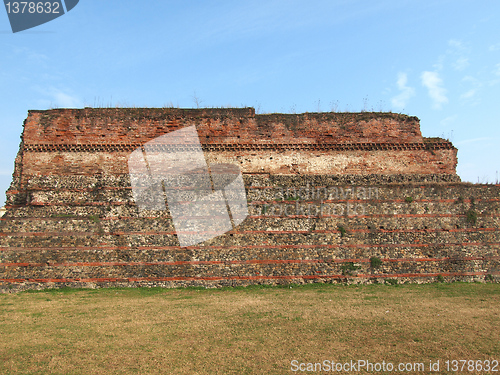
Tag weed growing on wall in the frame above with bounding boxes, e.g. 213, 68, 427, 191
466, 209, 478, 225
370, 256, 382, 269
337, 225, 347, 237
340, 262, 360, 276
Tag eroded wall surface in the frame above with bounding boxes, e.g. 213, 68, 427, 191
14, 108, 456, 181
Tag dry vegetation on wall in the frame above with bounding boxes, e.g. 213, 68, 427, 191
0, 283, 499, 374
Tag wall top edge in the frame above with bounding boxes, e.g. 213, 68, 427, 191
26, 107, 419, 121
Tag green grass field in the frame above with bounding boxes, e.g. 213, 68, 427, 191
1, 282, 499, 374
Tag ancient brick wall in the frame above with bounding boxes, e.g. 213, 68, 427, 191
1, 108, 497, 292
10, 108, 457, 191
1, 175, 498, 291
22, 108, 422, 145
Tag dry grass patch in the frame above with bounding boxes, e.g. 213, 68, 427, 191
0, 283, 498, 374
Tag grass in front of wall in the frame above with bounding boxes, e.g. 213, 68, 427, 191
0, 282, 499, 374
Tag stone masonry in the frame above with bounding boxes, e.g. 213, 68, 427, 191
0, 108, 498, 291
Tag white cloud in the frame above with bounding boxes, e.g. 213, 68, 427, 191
460, 89, 476, 100
390, 72, 415, 109
448, 39, 463, 49
453, 56, 469, 71
33, 86, 81, 108
13, 46, 49, 63
454, 137, 492, 146
433, 55, 445, 71
462, 75, 479, 84
494, 63, 500, 77
490, 63, 500, 86
462, 75, 483, 91
460, 75, 483, 103
421, 71, 448, 109
440, 115, 457, 127
446, 39, 470, 71
489, 43, 500, 51
51, 90, 80, 108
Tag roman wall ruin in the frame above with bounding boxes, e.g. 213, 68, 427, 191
0, 108, 498, 291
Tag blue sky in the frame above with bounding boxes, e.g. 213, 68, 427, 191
1, 0, 499, 205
